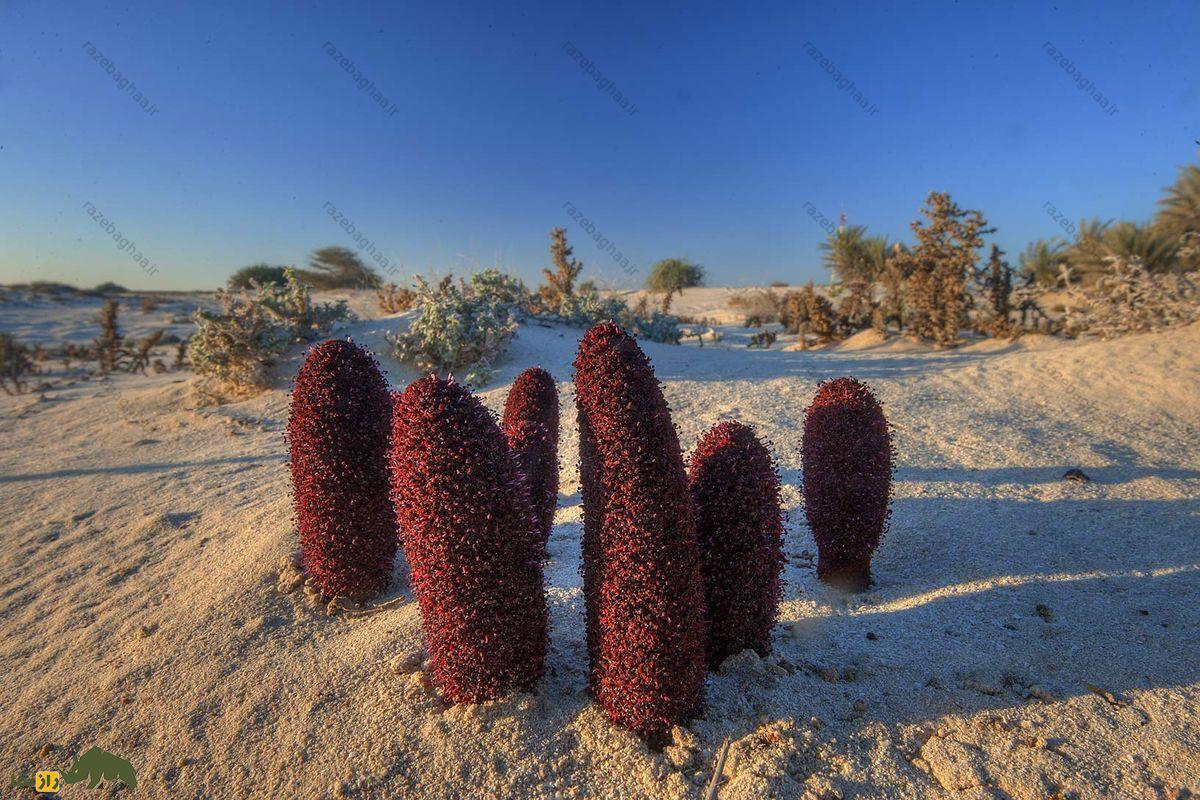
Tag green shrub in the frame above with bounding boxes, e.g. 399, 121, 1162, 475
190, 268, 351, 394
228, 263, 292, 289
388, 271, 521, 386
645, 258, 705, 293
543, 289, 681, 344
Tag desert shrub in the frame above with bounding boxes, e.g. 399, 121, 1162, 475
228, 263, 291, 289
391, 375, 547, 703
94, 299, 124, 373
895, 192, 992, 345
0, 333, 33, 394
688, 420, 784, 668
502, 367, 560, 552
388, 271, 521, 386
190, 268, 351, 392
747, 330, 776, 349
375, 282, 419, 314
288, 340, 396, 602
769, 280, 789, 287
574, 322, 705, 737
780, 283, 839, 343
127, 330, 165, 374
537, 227, 584, 309
972, 244, 1018, 337
542, 289, 682, 344
138, 295, 161, 314
645, 258, 705, 293
728, 288, 781, 327
1061, 257, 1200, 338
802, 377, 893, 591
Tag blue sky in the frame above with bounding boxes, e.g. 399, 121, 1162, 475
1, 0, 1196, 290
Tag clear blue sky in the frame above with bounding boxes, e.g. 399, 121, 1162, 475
1, 0, 1196, 290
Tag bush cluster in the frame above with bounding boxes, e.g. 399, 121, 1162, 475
191, 268, 351, 393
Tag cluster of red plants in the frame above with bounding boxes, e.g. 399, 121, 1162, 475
287, 339, 396, 602
286, 327, 897, 734
688, 420, 785, 667
390, 375, 547, 703
502, 367, 560, 552
574, 322, 707, 738
801, 376, 894, 591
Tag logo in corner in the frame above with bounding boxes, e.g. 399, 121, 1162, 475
11, 746, 137, 792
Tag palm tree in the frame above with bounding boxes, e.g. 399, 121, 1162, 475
819, 225, 873, 284
1018, 239, 1067, 285
1156, 162, 1200, 238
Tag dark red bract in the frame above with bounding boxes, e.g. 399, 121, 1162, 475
391, 375, 547, 704
502, 367, 559, 552
574, 322, 706, 738
689, 420, 785, 668
801, 377, 893, 592
287, 339, 396, 602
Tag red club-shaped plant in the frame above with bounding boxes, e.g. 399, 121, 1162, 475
689, 420, 785, 668
287, 339, 396, 602
574, 322, 706, 738
391, 375, 547, 703
801, 377, 893, 591
502, 367, 559, 552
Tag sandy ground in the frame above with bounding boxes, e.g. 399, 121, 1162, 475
1, 289, 1198, 799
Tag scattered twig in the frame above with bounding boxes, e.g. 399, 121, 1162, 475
704, 738, 732, 800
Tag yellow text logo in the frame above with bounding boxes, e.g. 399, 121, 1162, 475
35, 771, 61, 793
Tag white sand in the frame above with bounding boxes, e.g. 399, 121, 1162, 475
2, 290, 1198, 799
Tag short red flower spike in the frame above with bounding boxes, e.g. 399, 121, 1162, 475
287, 339, 396, 602
689, 420, 785, 668
391, 375, 547, 704
574, 322, 706, 738
801, 377, 894, 592
502, 367, 559, 552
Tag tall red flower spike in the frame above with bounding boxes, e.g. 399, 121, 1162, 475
574, 322, 706, 738
287, 339, 396, 602
689, 420, 785, 668
801, 377, 894, 592
502, 367, 559, 552
391, 375, 547, 704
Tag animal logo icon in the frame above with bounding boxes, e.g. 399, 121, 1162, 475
60, 746, 137, 790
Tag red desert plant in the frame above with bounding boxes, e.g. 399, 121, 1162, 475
574, 322, 706, 738
689, 420, 785, 668
287, 339, 396, 602
502, 367, 559, 551
801, 377, 893, 591
391, 375, 547, 703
